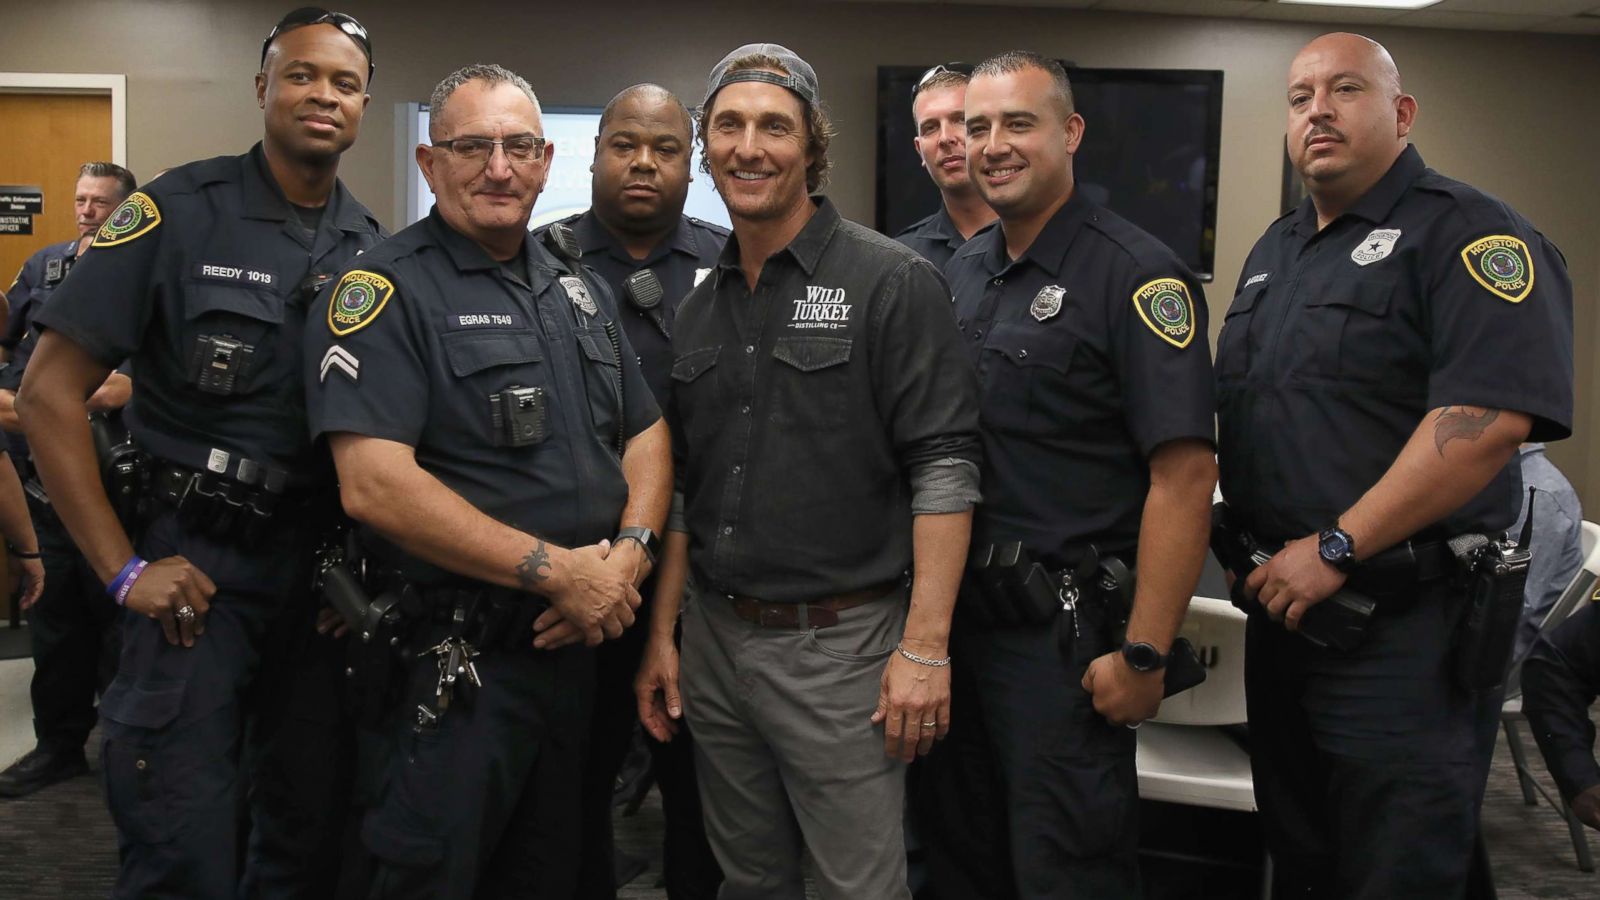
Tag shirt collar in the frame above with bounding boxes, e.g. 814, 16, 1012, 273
974, 189, 1091, 277
240, 141, 370, 234
1289, 144, 1427, 237
1345, 144, 1426, 225
575, 209, 701, 268
428, 205, 526, 274
714, 195, 840, 284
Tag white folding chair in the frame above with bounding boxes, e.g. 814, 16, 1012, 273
1500, 519, 1600, 872
1136, 585, 1270, 896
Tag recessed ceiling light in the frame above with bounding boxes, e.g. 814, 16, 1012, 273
1278, 0, 1442, 9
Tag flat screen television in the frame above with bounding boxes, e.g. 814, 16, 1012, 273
877, 65, 1223, 280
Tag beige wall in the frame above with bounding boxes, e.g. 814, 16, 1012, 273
4, 0, 1597, 506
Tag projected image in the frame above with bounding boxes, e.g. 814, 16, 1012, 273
412, 107, 732, 231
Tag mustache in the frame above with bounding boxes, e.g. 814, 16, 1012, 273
1306, 124, 1345, 146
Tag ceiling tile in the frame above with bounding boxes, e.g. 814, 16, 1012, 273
1095, 0, 1269, 15
1391, 9, 1561, 28
1526, 14, 1600, 32
1431, 0, 1600, 14
1244, 5, 1408, 24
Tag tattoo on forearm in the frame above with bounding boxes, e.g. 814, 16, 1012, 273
1433, 406, 1500, 457
516, 541, 552, 589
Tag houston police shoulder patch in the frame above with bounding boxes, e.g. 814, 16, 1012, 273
93, 191, 161, 247
1461, 234, 1534, 303
1132, 277, 1195, 349
327, 270, 396, 337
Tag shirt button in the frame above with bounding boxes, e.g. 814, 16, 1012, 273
993, 278, 1004, 286
974, 329, 984, 340
745, 344, 755, 354
741, 405, 751, 414
722, 526, 734, 536
732, 465, 742, 475
1018, 349, 1029, 358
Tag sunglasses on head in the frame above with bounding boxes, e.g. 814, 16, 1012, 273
913, 63, 973, 96
260, 7, 374, 85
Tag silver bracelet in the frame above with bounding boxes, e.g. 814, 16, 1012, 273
897, 645, 951, 667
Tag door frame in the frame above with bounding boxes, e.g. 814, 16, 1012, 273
0, 72, 127, 164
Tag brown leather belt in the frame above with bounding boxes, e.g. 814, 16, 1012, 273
729, 579, 901, 629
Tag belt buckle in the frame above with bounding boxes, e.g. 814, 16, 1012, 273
757, 605, 785, 628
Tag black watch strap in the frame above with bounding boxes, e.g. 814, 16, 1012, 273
1121, 641, 1168, 672
615, 526, 661, 565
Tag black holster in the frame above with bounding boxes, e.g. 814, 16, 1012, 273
1449, 533, 1531, 692
315, 537, 408, 728
1209, 502, 1377, 652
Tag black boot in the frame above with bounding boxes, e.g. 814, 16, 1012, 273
0, 745, 90, 798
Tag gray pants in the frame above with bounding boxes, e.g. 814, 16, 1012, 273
681, 586, 912, 900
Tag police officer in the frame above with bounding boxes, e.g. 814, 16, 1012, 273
893, 64, 996, 268
535, 83, 724, 900
305, 63, 670, 899
1217, 33, 1572, 897
925, 51, 1217, 899
17, 9, 384, 897
0, 161, 135, 800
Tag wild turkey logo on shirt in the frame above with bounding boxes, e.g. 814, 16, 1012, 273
789, 285, 851, 331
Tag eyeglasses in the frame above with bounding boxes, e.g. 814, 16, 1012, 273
261, 7, 374, 84
913, 63, 973, 96
432, 135, 548, 164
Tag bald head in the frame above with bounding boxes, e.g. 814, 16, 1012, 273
1286, 31, 1417, 217
1291, 32, 1402, 99
599, 83, 692, 137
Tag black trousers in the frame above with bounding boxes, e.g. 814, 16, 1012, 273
99, 510, 351, 900
575, 592, 722, 900
361, 624, 593, 900
25, 509, 121, 752
915, 603, 1141, 900
1246, 583, 1501, 899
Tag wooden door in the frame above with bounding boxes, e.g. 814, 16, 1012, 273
0, 92, 112, 287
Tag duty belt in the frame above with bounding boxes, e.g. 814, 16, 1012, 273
150, 460, 318, 542
726, 578, 902, 630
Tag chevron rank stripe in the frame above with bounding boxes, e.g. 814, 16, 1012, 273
319, 344, 361, 383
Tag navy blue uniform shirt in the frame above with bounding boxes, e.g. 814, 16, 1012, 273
1215, 145, 1574, 545
947, 190, 1215, 559
893, 206, 972, 271
306, 208, 660, 582
670, 197, 981, 603
3, 239, 81, 459
34, 143, 386, 485
536, 210, 726, 405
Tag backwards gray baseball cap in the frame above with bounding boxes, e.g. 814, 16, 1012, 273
703, 43, 820, 109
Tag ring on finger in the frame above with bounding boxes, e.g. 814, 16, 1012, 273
176, 605, 196, 623
921, 720, 937, 729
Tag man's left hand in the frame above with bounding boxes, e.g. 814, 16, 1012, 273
1082, 651, 1164, 727
1245, 533, 1347, 632
871, 644, 951, 762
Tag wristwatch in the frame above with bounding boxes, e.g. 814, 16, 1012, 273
1317, 525, 1359, 573
1121, 641, 1168, 673
614, 526, 661, 565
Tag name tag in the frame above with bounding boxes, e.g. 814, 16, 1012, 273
448, 312, 524, 330
192, 262, 277, 287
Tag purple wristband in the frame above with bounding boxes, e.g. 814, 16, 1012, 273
108, 556, 147, 606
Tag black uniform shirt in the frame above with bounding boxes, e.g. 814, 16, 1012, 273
893, 205, 970, 270
306, 208, 660, 580
1523, 600, 1600, 802
537, 210, 727, 405
34, 143, 386, 485
947, 191, 1215, 558
2, 239, 80, 459
1215, 146, 1574, 544
670, 197, 981, 603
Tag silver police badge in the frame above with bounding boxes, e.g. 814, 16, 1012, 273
1030, 284, 1065, 322
1351, 228, 1401, 267
560, 275, 599, 316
